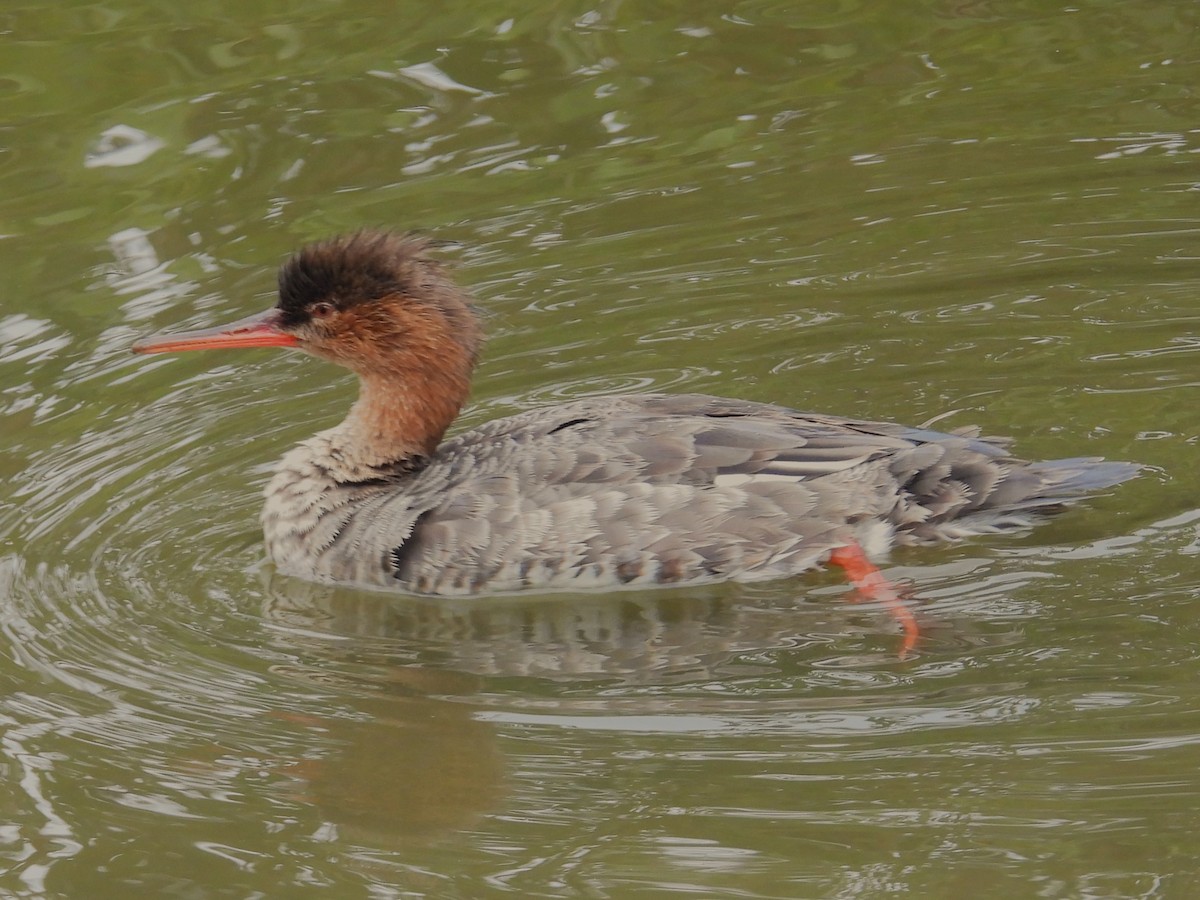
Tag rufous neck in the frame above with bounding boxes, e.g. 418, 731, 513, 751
329, 366, 469, 473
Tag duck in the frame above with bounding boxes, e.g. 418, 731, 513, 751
132, 230, 1139, 653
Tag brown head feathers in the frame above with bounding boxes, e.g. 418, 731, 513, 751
277, 230, 445, 326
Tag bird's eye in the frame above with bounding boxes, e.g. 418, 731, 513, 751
310, 301, 335, 320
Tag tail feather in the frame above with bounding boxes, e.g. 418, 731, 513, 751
903, 455, 1140, 544
1026, 457, 1143, 498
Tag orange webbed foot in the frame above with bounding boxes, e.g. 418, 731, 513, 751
828, 543, 919, 659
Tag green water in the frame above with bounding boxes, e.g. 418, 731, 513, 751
2, 1, 1198, 896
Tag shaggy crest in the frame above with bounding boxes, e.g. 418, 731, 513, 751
276, 230, 438, 326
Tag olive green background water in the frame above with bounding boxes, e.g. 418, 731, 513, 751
1, 1, 1198, 896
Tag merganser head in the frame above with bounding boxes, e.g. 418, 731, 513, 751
132, 230, 483, 379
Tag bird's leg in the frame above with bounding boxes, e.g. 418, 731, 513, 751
828, 543, 919, 658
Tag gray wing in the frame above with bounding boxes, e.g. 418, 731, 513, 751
377, 393, 1099, 596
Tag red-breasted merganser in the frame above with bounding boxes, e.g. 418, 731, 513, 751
133, 230, 1139, 653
